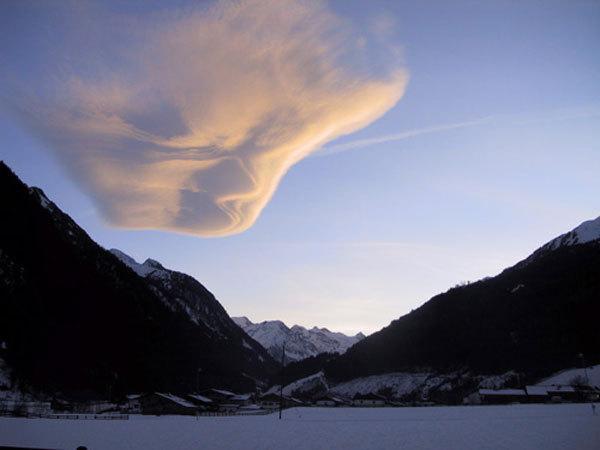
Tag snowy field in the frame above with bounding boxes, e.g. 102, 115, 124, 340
1, 404, 599, 450
537, 364, 600, 387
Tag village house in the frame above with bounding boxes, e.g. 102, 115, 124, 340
258, 394, 304, 410
139, 393, 198, 416
238, 403, 263, 413
478, 389, 527, 404
546, 385, 578, 402
258, 393, 282, 410
218, 403, 240, 413
288, 397, 305, 408
199, 388, 237, 403
230, 393, 253, 406
578, 387, 600, 402
184, 393, 214, 411
197, 388, 245, 412
313, 394, 349, 407
50, 398, 73, 412
122, 394, 142, 413
352, 393, 387, 407
525, 386, 549, 403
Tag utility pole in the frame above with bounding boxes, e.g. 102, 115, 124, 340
578, 354, 590, 386
279, 342, 286, 420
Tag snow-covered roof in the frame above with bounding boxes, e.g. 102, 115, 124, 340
126, 394, 141, 400
315, 394, 346, 403
525, 386, 548, 396
210, 388, 236, 397
239, 404, 261, 410
155, 393, 197, 408
231, 393, 252, 401
188, 394, 213, 403
479, 389, 526, 396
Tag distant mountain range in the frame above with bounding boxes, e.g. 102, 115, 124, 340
232, 317, 365, 364
283, 216, 600, 391
0, 161, 276, 397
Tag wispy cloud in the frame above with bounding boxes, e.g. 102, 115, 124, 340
3, 0, 407, 237
315, 104, 600, 157
314, 118, 490, 157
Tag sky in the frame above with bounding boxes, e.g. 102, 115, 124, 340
1, 0, 599, 335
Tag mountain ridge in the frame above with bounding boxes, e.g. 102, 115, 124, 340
0, 161, 277, 396
232, 316, 365, 364
517, 216, 600, 267
283, 215, 600, 386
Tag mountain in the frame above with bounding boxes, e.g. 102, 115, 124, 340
518, 216, 600, 267
286, 216, 600, 387
0, 161, 277, 397
110, 250, 268, 345
232, 317, 365, 364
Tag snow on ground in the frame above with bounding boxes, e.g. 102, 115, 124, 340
331, 372, 431, 398
330, 371, 521, 399
537, 365, 600, 387
265, 371, 329, 397
1, 404, 599, 450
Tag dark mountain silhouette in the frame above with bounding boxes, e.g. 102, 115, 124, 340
288, 219, 600, 384
0, 161, 277, 398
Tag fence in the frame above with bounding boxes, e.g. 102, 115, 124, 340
196, 409, 273, 417
30, 413, 129, 420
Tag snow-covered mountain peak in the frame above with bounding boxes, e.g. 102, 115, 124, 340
263, 319, 287, 328
28, 187, 55, 212
521, 216, 600, 266
110, 249, 137, 267
232, 316, 252, 328
143, 258, 165, 270
543, 216, 600, 250
233, 317, 365, 364
110, 249, 170, 279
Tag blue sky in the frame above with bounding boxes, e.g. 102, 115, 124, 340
1, 0, 599, 334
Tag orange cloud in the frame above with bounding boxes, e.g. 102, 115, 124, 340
10, 0, 408, 236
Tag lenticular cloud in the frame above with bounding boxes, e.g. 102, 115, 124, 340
9, 0, 408, 236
